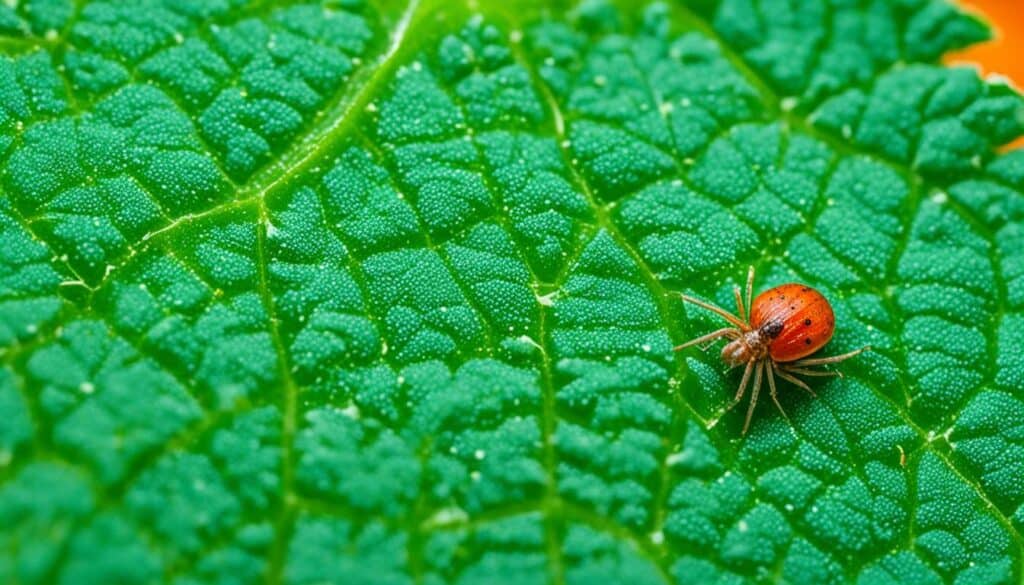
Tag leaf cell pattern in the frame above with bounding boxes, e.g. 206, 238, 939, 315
1, 0, 1023, 584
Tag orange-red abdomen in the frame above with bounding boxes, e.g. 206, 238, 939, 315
749, 284, 836, 362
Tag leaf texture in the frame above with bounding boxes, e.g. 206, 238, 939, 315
1, 0, 1023, 583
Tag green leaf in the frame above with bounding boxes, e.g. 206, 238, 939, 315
1, 0, 1023, 583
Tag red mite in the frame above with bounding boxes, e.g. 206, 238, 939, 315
675, 266, 869, 434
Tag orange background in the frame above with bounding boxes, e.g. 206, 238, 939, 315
946, 0, 1024, 150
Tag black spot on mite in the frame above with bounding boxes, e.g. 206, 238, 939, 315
804, 318, 812, 326
780, 295, 785, 300
763, 320, 784, 338
801, 287, 809, 292
805, 338, 812, 345
790, 305, 796, 310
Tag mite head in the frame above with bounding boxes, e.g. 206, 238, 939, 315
720, 337, 751, 367
720, 333, 753, 366
720, 329, 772, 368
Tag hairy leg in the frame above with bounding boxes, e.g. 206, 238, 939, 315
793, 346, 870, 366
674, 327, 741, 352
765, 360, 788, 422
782, 366, 843, 378
681, 294, 748, 329
728, 360, 756, 408
733, 285, 746, 323
745, 265, 755, 318
773, 363, 817, 397
743, 361, 764, 435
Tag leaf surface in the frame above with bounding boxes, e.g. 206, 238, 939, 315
1, 0, 1023, 583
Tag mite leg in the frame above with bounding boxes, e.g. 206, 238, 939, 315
773, 364, 817, 398
782, 366, 843, 379
742, 361, 764, 435
745, 265, 755, 319
765, 360, 789, 423
727, 360, 756, 410
681, 294, 748, 329
792, 346, 870, 366
673, 328, 740, 352
733, 285, 746, 323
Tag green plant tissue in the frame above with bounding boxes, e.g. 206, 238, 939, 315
1, 0, 1023, 583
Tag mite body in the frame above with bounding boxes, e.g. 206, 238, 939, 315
676, 266, 868, 434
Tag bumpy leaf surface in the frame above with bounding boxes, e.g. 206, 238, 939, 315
1, 0, 1023, 583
